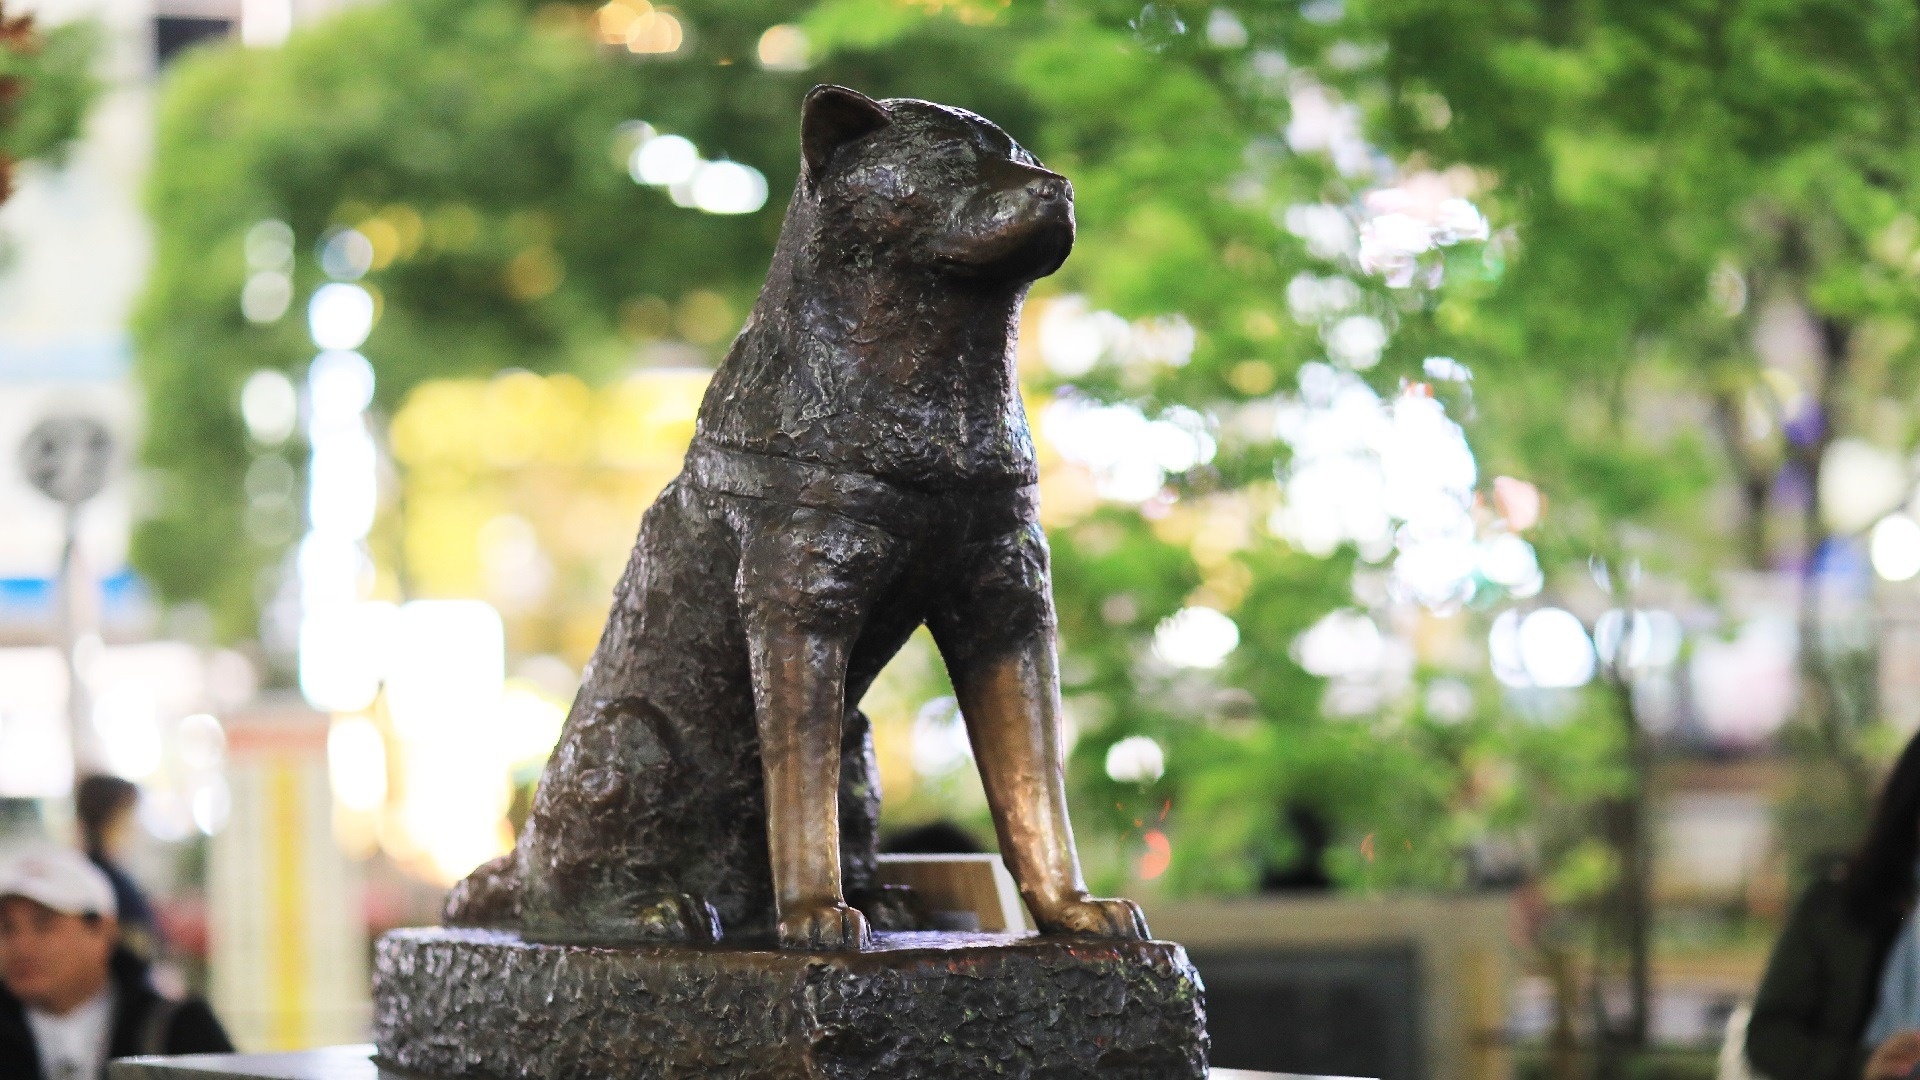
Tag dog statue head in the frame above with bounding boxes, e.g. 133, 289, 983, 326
797, 84, 1074, 285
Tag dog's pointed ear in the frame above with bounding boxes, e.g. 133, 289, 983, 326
801, 85, 891, 185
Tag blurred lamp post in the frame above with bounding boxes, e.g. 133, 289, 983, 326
18, 413, 114, 778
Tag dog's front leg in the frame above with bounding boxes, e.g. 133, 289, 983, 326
953, 635, 1148, 941
932, 519, 1149, 942
736, 502, 896, 950
746, 619, 871, 950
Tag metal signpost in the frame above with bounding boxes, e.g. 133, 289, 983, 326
18, 412, 115, 777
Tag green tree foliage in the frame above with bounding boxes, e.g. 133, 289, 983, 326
0, 7, 100, 200
1321, 5, 1920, 1035
1350, 0, 1920, 573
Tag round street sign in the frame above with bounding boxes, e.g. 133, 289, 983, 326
20, 414, 115, 505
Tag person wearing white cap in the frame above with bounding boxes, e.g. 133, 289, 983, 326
0, 846, 230, 1079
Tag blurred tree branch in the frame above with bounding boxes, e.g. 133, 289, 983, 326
0, 3, 99, 203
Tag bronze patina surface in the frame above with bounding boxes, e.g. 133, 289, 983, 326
443, 84, 1145, 952
375, 85, 1209, 1080
373, 927, 1206, 1080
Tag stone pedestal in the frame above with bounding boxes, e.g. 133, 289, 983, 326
110, 1046, 1303, 1080
371, 926, 1208, 1080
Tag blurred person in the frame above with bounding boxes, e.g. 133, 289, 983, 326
880, 821, 985, 854
1750, 733, 1920, 1080
73, 776, 156, 955
1260, 804, 1335, 892
0, 847, 230, 1078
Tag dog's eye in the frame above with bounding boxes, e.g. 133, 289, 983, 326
917, 138, 976, 168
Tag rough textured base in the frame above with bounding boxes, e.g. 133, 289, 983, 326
373, 926, 1208, 1080
107, 1047, 1303, 1080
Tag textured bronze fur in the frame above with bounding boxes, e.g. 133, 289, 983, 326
446, 85, 1147, 951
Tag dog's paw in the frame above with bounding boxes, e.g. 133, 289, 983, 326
1034, 894, 1150, 940
520, 892, 721, 946
443, 854, 520, 926
635, 893, 722, 944
778, 900, 872, 951
846, 884, 926, 932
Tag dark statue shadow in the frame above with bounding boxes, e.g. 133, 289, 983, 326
372, 85, 1207, 1080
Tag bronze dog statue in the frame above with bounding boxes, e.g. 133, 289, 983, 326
447, 85, 1148, 951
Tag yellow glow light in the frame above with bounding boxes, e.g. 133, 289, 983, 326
628, 10, 683, 54
505, 245, 565, 301
383, 205, 425, 257
360, 217, 401, 270
756, 24, 809, 70
596, 369, 710, 467
497, 682, 568, 765
596, 0, 650, 44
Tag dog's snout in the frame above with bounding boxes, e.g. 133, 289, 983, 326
1028, 175, 1068, 202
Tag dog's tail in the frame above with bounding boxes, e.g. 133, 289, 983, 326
443, 852, 522, 927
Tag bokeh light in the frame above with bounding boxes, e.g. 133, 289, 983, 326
1152, 606, 1240, 669
385, 600, 506, 739
1691, 618, 1797, 745
240, 369, 298, 444
756, 24, 810, 70
910, 696, 972, 777
1138, 829, 1173, 879
633, 134, 699, 186
1270, 363, 1494, 609
92, 687, 163, 780
308, 283, 376, 351
308, 349, 375, 423
318, 228, 374, 281
1524, 609, 1598, 688
298, 601, 397, 713
690, 160, 769, 215
190, 778, 231, 836
1038, 295, 1195, 375
1478, 533, 1543, 595
1593, 609, 1683, 671
1043, 397, 1214, 503
1871, 512, 1920, 581
1105, 735, 1167, 783
596, 0, 644, 42
627, 10, 683, 54
495, 683, 567, 765
1819, 438, 1906, 534
245, 218, 294, 269
327, 715, 388, 813
1492, 475, 1543, 531
1292, 608, 1385, 679
176, 713, 227, 772
594, 0, 681, 51
242, 271, 292, 323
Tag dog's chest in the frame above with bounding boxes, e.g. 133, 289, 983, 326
703, 333, 1038, 489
